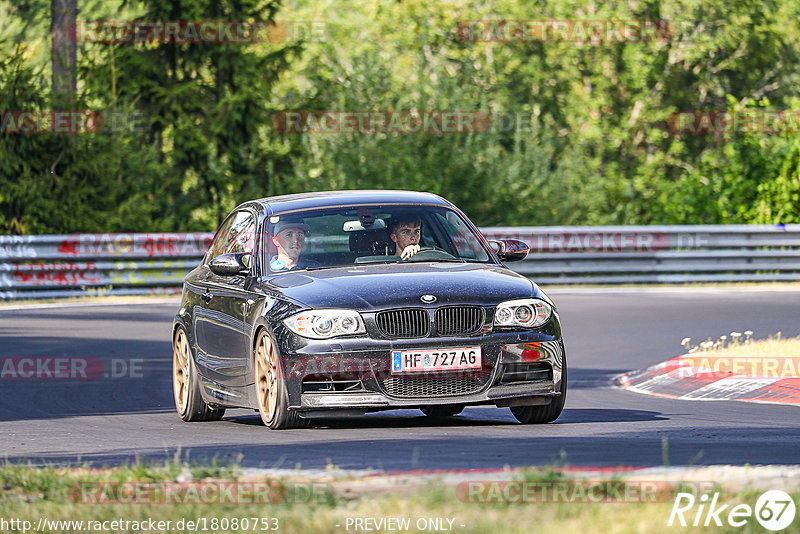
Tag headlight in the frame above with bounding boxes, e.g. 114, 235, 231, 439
283, 309, 366, 339
494, 299, 551, 328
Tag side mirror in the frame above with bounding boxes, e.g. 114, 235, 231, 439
209, 253, 252, 276
488, 239, 529, 262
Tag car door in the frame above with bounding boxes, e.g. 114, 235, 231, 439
192, 209, 258, 389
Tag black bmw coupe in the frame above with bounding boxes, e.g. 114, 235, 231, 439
172, 190, 566, 429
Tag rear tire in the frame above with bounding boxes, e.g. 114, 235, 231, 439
510, 352, 567, 424
173, 326, 225, 422
254, 330, 306, 429
421, 404, 464, 417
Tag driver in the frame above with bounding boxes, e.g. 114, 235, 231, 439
270, 218, 317, 271
389, 215, 422, 260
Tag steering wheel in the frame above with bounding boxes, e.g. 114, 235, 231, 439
403, 247, 457, 261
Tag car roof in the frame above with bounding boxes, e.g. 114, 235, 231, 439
241, 190, 455, 215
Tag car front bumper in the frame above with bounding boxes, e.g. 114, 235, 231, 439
275, 331, 565, 415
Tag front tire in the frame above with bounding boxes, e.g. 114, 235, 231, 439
254, 330, 305, 429
510, 353, 567, 424
172, 326, 225, 422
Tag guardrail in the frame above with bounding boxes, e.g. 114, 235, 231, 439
483, 224, 800, 284
0, 233, 212, 300
1, 225, 799, 298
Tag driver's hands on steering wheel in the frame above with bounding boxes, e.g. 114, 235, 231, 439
400, 244, 421, 260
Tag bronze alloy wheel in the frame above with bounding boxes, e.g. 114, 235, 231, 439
255, 332, 279, 423
254, 330, 305, 429
173, 327, 191, 417
172, 326, 225, 422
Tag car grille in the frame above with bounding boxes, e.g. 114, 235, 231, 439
379, 373, 492, 398
375, 306, 485, 338
376, 309, 429, 338
435, 306, 484, 336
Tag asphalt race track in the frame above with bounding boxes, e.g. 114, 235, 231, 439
2, 287, 799, 470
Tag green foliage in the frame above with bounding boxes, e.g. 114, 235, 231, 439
274, 0, 800, 225
1, 0, 800, 233
80, 0, 299, 229
751, 135, 800, 223
0, 50, 170, 233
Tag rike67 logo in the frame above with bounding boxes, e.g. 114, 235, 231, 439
668, 490, 796, 531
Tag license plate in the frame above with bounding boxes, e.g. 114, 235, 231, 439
391, 347, 482, 373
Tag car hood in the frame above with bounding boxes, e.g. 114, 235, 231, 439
260, 263, 538, 310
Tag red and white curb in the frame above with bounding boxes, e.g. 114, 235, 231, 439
616, 354, 800, 406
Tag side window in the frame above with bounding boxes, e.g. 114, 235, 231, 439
223, 211, 255, 254
439, 211, 488, 261
206, 216, 235, 262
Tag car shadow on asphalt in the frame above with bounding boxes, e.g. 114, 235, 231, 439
225, 411, 509, 429
554, 408, 668, 423
222, 407, 667, 429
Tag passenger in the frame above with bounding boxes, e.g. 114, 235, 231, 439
270, 218, 317, 271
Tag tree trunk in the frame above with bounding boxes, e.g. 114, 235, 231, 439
51, 0, 77, 102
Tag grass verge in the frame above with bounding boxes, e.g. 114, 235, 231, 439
1, 462, 798, 533
678, 332, 800, 379
688, 336, 800, 364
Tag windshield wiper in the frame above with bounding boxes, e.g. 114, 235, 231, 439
405, 258, 464, 263
301, 265, 346, 271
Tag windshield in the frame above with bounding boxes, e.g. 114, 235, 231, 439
264, 205, 492, 274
